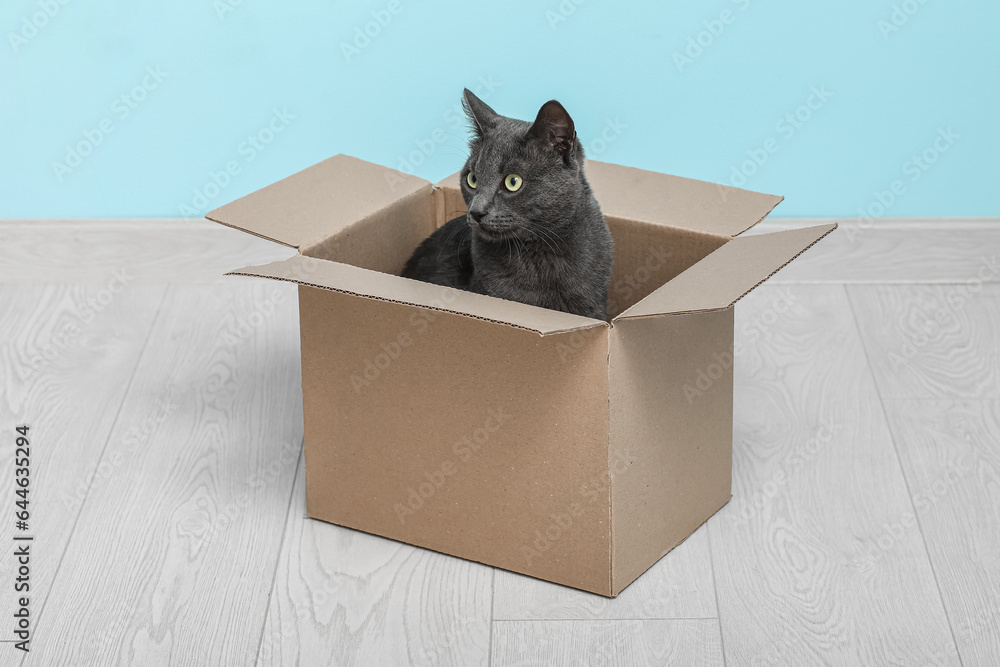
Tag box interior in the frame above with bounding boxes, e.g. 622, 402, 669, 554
299, 180, 730, 322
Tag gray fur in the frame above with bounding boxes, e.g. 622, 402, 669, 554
401, 89, 614, 320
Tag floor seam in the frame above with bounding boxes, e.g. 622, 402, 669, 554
844, 283, 964, 666
21, 283, 170, 666
253, 439, 305, 666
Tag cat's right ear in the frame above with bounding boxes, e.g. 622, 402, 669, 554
463, 88, 499, 137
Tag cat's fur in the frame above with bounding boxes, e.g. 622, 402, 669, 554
401, 89, 614, 320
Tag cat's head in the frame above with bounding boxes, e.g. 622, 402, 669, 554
459, 89, 588, 242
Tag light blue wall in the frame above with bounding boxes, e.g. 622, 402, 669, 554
2, 0, 997, 218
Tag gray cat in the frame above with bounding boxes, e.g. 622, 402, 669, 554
401, 89, 614, 320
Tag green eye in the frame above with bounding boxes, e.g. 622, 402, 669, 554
466, 171, 478, 189
504, 174, 523, 192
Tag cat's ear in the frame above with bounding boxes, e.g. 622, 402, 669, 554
463, 88, 499, 136
527, 100, 576, 160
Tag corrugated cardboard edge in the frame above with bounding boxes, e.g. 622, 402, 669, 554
226, 261, 609, 338
602, 345, 615, 598
616, 222, 838, 320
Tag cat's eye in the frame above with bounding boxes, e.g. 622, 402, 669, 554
466, 171, 478, 189
504, 174, 523, 192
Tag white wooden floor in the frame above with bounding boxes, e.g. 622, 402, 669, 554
1, 218, 998, 666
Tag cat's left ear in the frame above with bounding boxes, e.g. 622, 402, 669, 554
527, 100, 577, 161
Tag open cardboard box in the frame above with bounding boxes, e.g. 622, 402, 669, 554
207, 154, 836, 597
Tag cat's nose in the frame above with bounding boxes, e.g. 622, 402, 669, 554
468, 207, 487, 223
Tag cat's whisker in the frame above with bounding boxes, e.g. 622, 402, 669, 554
435, 223, 467, 263
518, 225, 561, 256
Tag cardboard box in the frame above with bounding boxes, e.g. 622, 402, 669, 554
207, 154, 836, 597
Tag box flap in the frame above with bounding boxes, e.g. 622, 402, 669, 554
616, 223, 837, 319
585, 160, 784, 238
228, 254, 607, 336
206, 154, 430, 249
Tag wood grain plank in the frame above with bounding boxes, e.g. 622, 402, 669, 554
24, 281, 303, 666
848, 284, 1000, 398
493, 527, 716, 620
0, 219, 293, 283
256, 454, 493, 667
883, 399, 1000, 666
709, 284, 959, 666
491, 619, 723, 666
0, 283, 164, 663
745, 218, 1000, 284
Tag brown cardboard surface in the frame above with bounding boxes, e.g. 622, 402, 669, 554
229, 254, 607, 336
206, 154, 430, 249
299, 285, 614, 594
605, 217, 727, 318
608, 309, 735, 594
432, 172, 467, 228
584, 159, 784, 238
618, 223, 837, 319
301, 185, 437, 276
